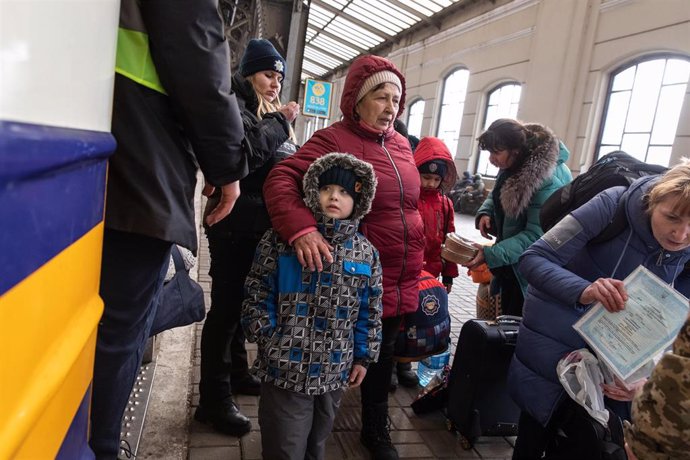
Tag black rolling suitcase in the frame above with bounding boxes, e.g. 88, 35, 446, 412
446, 316, 521, 449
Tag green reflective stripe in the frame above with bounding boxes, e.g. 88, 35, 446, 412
116, 27, 167, 94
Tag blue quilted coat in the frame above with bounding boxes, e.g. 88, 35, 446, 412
508, 175, 690, 426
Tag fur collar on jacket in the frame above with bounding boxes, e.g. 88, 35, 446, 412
499, 124, 559, 218
302, 152, 378, 222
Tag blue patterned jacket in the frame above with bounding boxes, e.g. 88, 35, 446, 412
242, 153, 383, 395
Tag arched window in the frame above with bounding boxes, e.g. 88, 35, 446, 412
436, 68, 469, 156
597, 56, 690, 166
406, 99, 425, 139
475, 83, 522, 177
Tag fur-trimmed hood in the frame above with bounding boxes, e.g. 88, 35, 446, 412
303, 152, 378, 222
499, 124, 561, 217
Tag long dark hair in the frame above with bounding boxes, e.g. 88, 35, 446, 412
477, 118, 528, 154
478, 118, 533, 174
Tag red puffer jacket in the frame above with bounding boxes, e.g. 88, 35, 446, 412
414, 137, 459, 280
263, 55, 424, 318
418, 189, 458, 280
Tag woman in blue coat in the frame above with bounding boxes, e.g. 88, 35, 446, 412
509, 160, 690, 459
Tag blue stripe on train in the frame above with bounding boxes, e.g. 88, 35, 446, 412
56, 386, 96, 460
0, 121, 116, 295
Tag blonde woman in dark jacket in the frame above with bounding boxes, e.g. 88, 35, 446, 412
196, 39, 299, 437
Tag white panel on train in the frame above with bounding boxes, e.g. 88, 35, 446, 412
0, 0, 120, 132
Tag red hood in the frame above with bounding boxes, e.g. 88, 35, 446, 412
414, 136, 458, 193
340, 55, 407, 136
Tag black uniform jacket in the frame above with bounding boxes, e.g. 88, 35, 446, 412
106, 0, 247, 252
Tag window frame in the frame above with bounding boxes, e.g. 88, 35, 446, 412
406, 98, 425, 139
435, 67, 470, 157
594, 53, 690, 166
474, 81, 522, 178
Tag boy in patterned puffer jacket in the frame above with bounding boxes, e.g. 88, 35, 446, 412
242, 152, 382, 460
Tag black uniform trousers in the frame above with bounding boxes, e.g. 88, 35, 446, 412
198, 232, 261, 406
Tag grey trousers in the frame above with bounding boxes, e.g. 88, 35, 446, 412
259, 383, 343, 460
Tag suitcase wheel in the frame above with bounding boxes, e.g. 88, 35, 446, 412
458, 433, 474, 450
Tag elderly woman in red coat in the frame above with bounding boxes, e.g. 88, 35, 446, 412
263, 55, 423, 460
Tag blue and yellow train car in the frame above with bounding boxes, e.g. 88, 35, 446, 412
0, 1, 120, 457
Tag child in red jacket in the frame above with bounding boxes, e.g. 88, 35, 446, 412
393, 136, 460, 389
415, 136, 459, 291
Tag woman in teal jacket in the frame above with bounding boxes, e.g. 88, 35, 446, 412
464, 119, 572, 316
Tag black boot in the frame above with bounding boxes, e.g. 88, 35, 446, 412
194, 397, 251, 436
360, 403, 399, 460
396, 362, 419, 388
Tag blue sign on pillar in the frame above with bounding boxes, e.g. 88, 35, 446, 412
303, 79, 333, 118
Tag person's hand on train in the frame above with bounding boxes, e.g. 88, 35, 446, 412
205, 181, 241, 226
579, 277, 628, 312
279, 101, 300, 123
478, 215, 493, 240
293, 230, 334, 272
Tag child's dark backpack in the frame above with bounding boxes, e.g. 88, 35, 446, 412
394, 271, 451, 361
539, 150, 667, 243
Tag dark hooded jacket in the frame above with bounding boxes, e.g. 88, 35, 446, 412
243, 153, 383, 395
476, 124, 572, 293
203, 72, 296, 238
106, 0, 248, 252
414, 137, 459, 280
508, 176, 690, 427
263, 55, 424, 318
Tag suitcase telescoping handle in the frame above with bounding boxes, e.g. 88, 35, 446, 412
488, 315, 521, 345
490, 315, 521, 326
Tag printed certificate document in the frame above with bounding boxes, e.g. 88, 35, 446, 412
573, 265, 689, 381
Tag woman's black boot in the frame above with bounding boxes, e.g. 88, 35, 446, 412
360, 403, 399, 459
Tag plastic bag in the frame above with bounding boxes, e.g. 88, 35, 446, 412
557, 349, 611, 426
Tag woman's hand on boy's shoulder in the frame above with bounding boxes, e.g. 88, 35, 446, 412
293, 231, 333, 272
348, 364, 367, 388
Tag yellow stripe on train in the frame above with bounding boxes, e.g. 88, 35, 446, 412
0, 224, 104, 459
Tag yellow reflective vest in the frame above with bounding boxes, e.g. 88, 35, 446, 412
115, 0, 166, 94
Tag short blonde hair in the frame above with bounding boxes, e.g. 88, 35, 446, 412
647, 158, 690, 217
